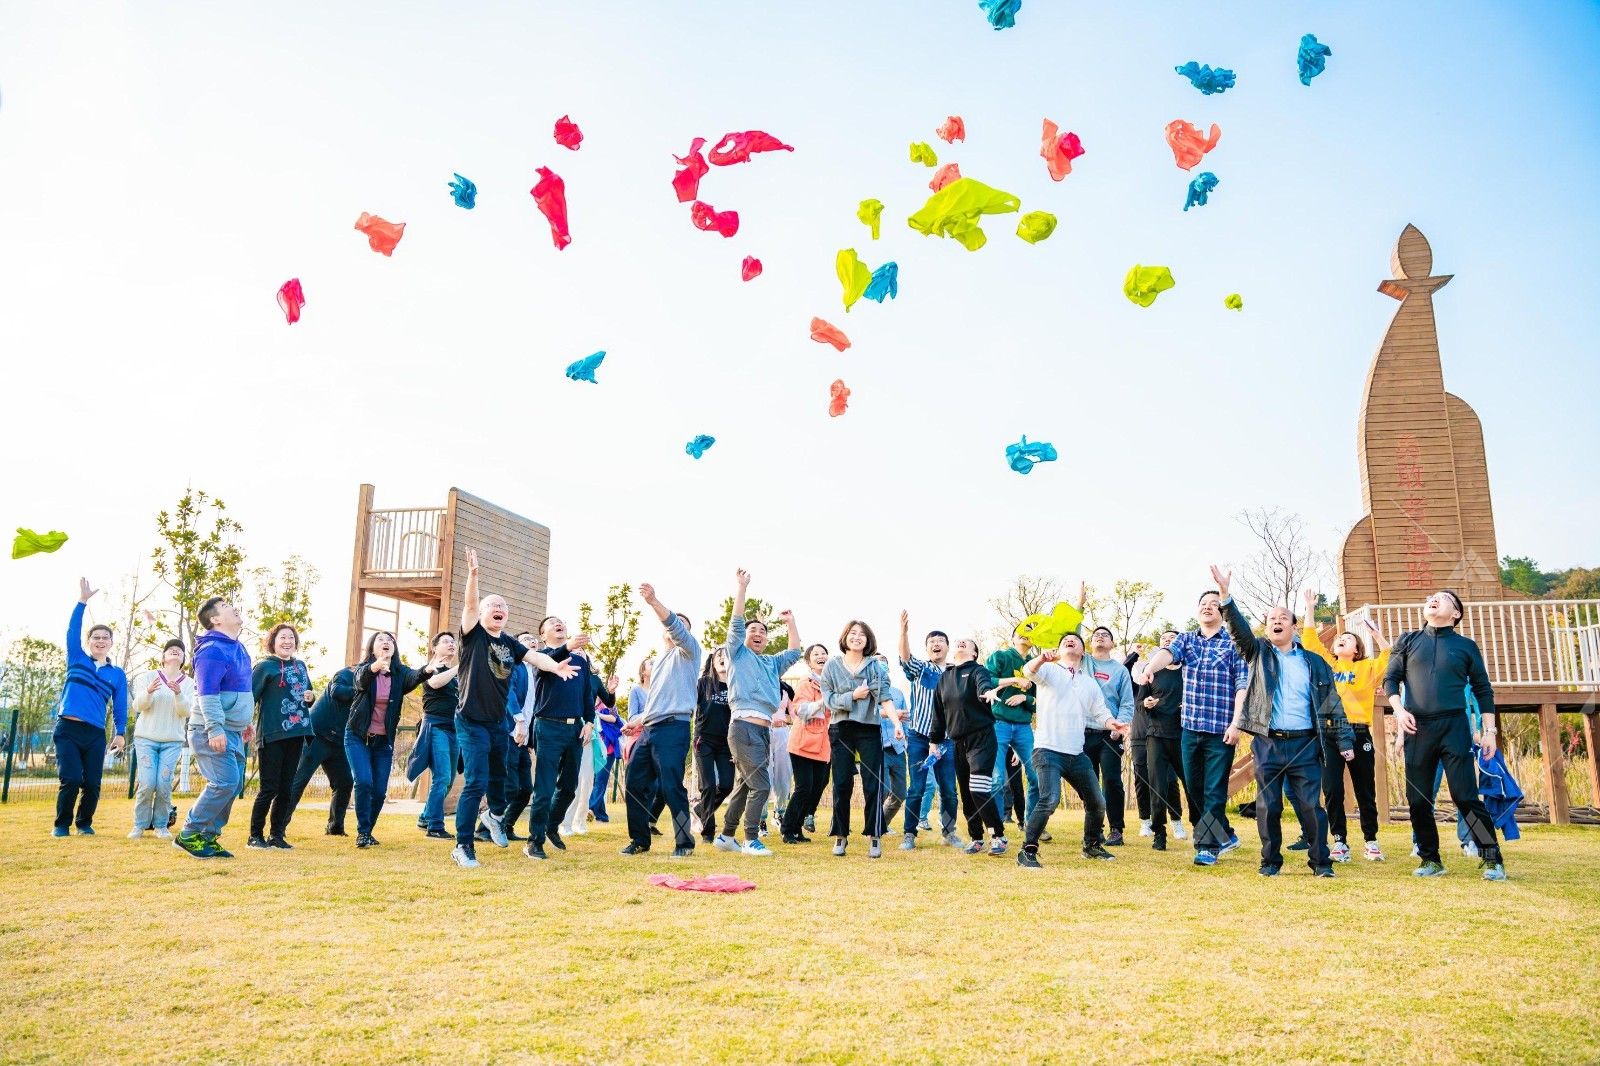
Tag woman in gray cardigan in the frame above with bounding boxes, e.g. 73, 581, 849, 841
820, 621, 903, 858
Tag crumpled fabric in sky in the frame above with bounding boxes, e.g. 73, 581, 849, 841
929, 163, 962, 192
1297, 34, 1332, 86
554, 115, 583, 150
937, 115, 966, 143
685, 435, 716, 460
837, 248, 872, 311
1040, 120, 1085, 181
354, 212, 405, 255
530, 168, 571, 250
565, 351, 605, 383
863, 262, 898, 303
1124, 264, 1176, 307
1165, 119, 1221, 170
1183, 171, 1219, 211
1006, 435, 1058, 475
690, 200, 739, 237
12, 528, 69, 559
1174, 62, 1235, 95
672, 137, 709, 203
810, 317, 851, 351
978, 0, 1020, 30
708, 130, 793, 166
907, 176, 1020, 252
277, 278, 305, 324
741, 256, 762, 282
909, 141, 939, 167
1015, 211, 1056, 244
829, 379, 851, 417
448, 173, 477, 209
857, 198, 883, 240
1224, 292, 1243, 310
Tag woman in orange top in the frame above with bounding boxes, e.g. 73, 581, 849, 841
779, 644, 832, 844
1301, 590, 1391, 863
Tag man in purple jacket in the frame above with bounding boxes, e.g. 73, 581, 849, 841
173, 596, 254, 859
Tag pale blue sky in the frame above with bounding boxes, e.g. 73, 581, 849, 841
2, 1, 1597, 671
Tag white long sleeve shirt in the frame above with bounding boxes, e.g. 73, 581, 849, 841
1031, 661, 1118, 756
130, 669, 195, 744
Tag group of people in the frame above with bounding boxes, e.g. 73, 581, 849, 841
49, 554, 1511, 881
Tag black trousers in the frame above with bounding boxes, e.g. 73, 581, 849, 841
1131, 737, 1152, 820
624, 719, 694, 849
692, 740, 734, 840
1083, 729, 1126, 832
829, 721, 886, 838
1145, 732, 1188, 839
1404, 712, 1499, 862
952, 729, 1004, 841
287, 734, 353, 834
782, 754, 830, 838
1000, 752, 1027, 826
250, 735, 306, 838
1323, 723, 1381, 843
503, 741, 534, 832
527, 718, 582, 846
53, 717, 107, 831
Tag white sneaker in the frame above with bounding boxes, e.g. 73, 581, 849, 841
942, 829, 965, 849
451, 845, 480, 869
1364, 841, 1385, 862
713, 834, 742, 853
127, 829, 145, 839
1460, 840, 1479, 859
741, 839, 772, 857
1139, 820, 1154, 838
1330, 840, 1351, 863
1172, 823, 1189, 841
832, 838, 847, 856
479, 809, 508, 848
868, 838, 882, 858
153, 828, 172, 840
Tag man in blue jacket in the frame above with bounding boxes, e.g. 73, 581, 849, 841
52, 578, 129, 837
174, 595, 254, 859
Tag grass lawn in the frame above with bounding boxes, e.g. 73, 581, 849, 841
2, 797, 1598, 1066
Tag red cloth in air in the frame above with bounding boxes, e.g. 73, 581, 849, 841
707, 130, 793, 166
741, 256, 762, 282
809, 317, 851, 351
276, 278, 305, 324
829, 379, 851, 417
690, 200, 739, 237
353, 213, 405, 256
529, 167, 572, 250
554, 115, 583, 150
672, 137, 709, 202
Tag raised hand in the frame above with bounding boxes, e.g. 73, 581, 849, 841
1040, 649, 1059, 663
1303, 588, 1318, 612
778, 609, 794, 627
899, 610, 909, 632
1209, 564, 1232, 600
638, 582, 657, 604
569, 633, 592, 652
78, 577, 98, 603
466, 548, 479, 574
735, 568, 751, 589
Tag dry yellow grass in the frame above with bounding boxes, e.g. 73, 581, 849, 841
2, 796, 1598, 1066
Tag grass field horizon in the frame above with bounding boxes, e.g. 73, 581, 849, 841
3, 797, 1598, 1065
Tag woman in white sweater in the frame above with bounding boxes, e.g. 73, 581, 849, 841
129, 639, 195, 839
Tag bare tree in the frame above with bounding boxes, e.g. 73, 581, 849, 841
1087, 579, 1164, 648
988, 574, 1066, 647
1233, 508, 1328, 621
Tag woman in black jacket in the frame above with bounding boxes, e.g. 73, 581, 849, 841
247, 624, 316, 850
691, 647, 733, 844
343, 631, 434, 848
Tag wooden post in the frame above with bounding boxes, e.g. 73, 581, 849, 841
345, 484, 375, 666
1371, 710, 1391, 824
1582, 712, 1600, 813
1537, 703, 1570, 825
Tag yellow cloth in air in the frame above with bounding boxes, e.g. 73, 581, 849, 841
12, 528, 69, 559
1015, 603, 1085, 651
836, 248, 872, 311
1124, 264, 1175, 306
909, 141, 938, 167
857, 199, 883, 240
1224, 292, 1243, 310
1016, 211, 1057, 244
907, 177, 1021, 253
1301, 626, 1389, 726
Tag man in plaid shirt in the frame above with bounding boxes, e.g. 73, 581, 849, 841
897, 610, 963, 850
1138, 587, 1249, 866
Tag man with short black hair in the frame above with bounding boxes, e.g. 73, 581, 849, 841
928, 638, 1007, 855
1138, 630, 1189, 850
619, 583, 702, 857
897, 611, 963, 850
174, 593, 253, 859
517, 615, 596, 861
497, 632, 538, 840
53, 578, 128, 837
1084, 626, 1135, 845
985, 626, 1038, 836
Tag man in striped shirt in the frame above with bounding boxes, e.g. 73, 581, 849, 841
897, 610, 963, 850
1138, 588, 1248, 867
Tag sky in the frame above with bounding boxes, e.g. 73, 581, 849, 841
2, 1, 1598, 678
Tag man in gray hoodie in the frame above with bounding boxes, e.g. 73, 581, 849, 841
619, 582, 702, 857
174, 596, 255, 859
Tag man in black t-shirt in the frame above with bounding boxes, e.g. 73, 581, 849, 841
452, 549, 577, 869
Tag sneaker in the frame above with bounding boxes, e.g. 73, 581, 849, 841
592, 813, 610, 824
619, 842, 650, 855
868, 838, 882, 859
1171, 823, 1188, 841
167, 808, 178, 829
795, 832, 812, 843
205, 835, 233, 859
1413, 860, 1447, 877
1259, 864, 1281, 876
1017, 848, 1042, 869
741, 839, 772, 857
1040, 831, 1053, 843
1363, 841, 1385, 862
76, 826, 96, 836
524, 842, 547, 860
153, 828, 172, 840
49, 826, 69, 837
1313, 865, 1335, 878
327, 827, 348, 837
832, 839, 847, 856
1288, 837, 1309, 852
1106, 830, 1124, 847
1460, 840, 1479, 859
672, 846, 694, 857
479, 809, 508, 848
173, 831, 216, 858
760, 819, 769, 836
963, 840, 984, 855
988, 838, 1008, 856
1139, 820, 1153, 838
804, 815, 816, 833
452, 844, 479, 869
1193, 849, 1218, 867
504, 826, 525, 842
1083, 844, 1115, 861
713, 834, 742, 853
474, 827, 492, 843
547, 828, 566, 851
649, 825, 663, 836
425, 828, 452, 840
416, 818, 427, 830
900, 833, 916, 851
1219, 833, 1241, 856
247, 835, 272, 850
356, 835, 374, 849
128, 829, 145, 840
1330, 841, 1351, 863
1151, 836, 1167, 852
917, 819, 933, 832
780, 834, 803, 845
1482, 861, 1507, 882
700, 832, 715, 845
942, 830, 965, 849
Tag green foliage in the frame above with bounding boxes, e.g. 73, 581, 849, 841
252, 555, 322, 657
701, 595, 789, 654
1085, 579, 1163, 647
1549, 567, 1600, 599
149, 488, 247, 653
1, 637, 66, 758
577, 584, 642, 682
1501, 555, 1553, 596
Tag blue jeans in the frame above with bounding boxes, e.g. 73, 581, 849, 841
991, 721, 1039, 826
528, 718, 584, 846
421, 722, 458, 832
903, 730, 959, 835
455, 714, 508, 847
1253, 734, 1328, 869
590, 752, 618, 817
1181, 729, 1234, 852
183, 726, 244, 838
132, 737, 184, 830
344, 731, 395, 837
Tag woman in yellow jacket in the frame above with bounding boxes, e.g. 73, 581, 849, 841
1301, 590, 1391, 862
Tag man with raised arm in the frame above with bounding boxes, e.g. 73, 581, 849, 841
451, 548, 578, 869
927, 637, 1007, 856
619, 583, 702, 857
714, 569, 803, 857
517, 614, 595, 861
1211, 566, 1353, 878
1136, 581, 1249, 868
53, 578, 128, 838
897, 610, 963, 851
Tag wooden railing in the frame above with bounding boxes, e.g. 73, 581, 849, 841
364, 507, 445, 578
1345, 599, 1600, 690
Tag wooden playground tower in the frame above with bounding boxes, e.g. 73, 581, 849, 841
1329, 225, 1600, 823
343, 485, 551, 665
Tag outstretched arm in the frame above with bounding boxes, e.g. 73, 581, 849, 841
732, 569, 751, 623
460, 549, 481, 634
898, 610, 912, 664
523, 648, 579, 681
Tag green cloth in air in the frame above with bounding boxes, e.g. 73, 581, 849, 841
836, 248, 872, 311
12, 528, 69, 559
909, 142, 938, 167
1016, 211, 1057, 244
1124, 264, 1175, 307
857, 198, 883, 240
907, 177, 1021, 253
1224, 292, 1243, 310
